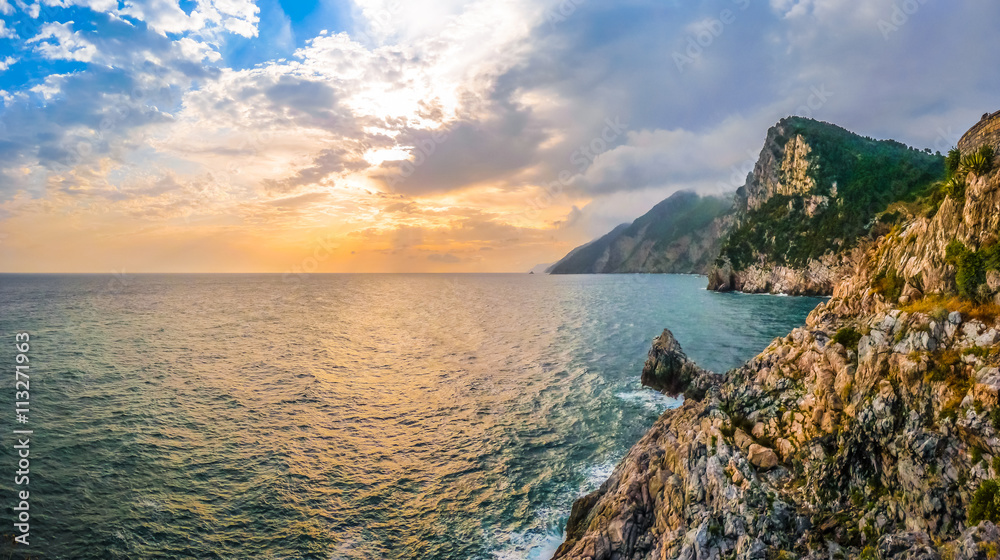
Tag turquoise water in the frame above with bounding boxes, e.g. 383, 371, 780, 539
0, 274, 821, 559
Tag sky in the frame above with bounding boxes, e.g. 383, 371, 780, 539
0, 0, 999, 273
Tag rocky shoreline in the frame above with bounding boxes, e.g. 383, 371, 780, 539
706, 252, 854, 297
550, 122, 1000, 559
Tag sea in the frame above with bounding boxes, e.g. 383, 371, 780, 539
0, 273, 821, 559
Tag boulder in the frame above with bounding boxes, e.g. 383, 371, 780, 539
733, 428, 753, 451
747, 444, 779, 469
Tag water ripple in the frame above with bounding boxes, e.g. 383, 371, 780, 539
0, 273, 820, 559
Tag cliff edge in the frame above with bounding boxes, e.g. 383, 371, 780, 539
552, 118, 1000, 559
709, 117, 943, 296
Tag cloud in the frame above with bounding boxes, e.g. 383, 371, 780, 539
175, 37, 222, 62
4, 0, 1000, 272
43, 0, 120, 11
264, 192, 329, 208
428, 252, 461, 263
28, 21, 98, 62
119, 0, 260, 38
373, 102, 549, 195
564, 115, 768, 196
0, 19, 15, 38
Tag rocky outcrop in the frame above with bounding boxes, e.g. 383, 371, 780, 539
549, 117, 942, 295
708, 251, 858, 296
552, 119, 1000, 559
641, 329, 718, 399
744, 130, 819, 212
708, 117, 943, 296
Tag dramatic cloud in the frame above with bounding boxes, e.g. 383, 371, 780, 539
1, 0, 999, 271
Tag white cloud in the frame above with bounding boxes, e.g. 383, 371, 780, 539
0, 0, 13, 14
566, 115, 770, 196
28, 73, 66, 99
120, 0, 205, 35
0, 56, 16, 72
14, 0, 41, 17
27, 21, 98, 62
770, 0, 813, 18
175, 36, 222, 62
42, 0, 120, 12
120, 0, 260, 38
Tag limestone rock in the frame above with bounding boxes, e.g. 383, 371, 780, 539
747, 444, 779, 469
641, 328, 718, 399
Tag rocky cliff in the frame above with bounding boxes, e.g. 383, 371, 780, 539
551, 120, 1000, 559
549, 192, 732, 275
549, 117, 943, 295
709, 117, 943, 296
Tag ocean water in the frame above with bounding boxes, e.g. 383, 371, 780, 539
0, 274, 821, 559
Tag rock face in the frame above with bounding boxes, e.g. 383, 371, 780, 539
708, 117, 942, 296
707, 251, 859, 296
640, 329, 718, 399
549, 117, 942, 296
548, 192, 733, 275
551, 120, 1000, 559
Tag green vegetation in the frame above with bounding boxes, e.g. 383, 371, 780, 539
623, 193, 733, 254
548, 191, 732, 274
923, 145, 997, 216
962, 145, 996, 176
872, 268, 906, 302
945, 175, 967, 200
945, 240, 1000, 302
946, 148, 962, 176
969, 479, 1000, 525
718, 117, 944, 269
832, 327, 864, 350
850, 488, 864, 507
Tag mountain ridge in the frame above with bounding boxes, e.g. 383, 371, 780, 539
547, 191, 733, 275
548, 117, 945, 296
